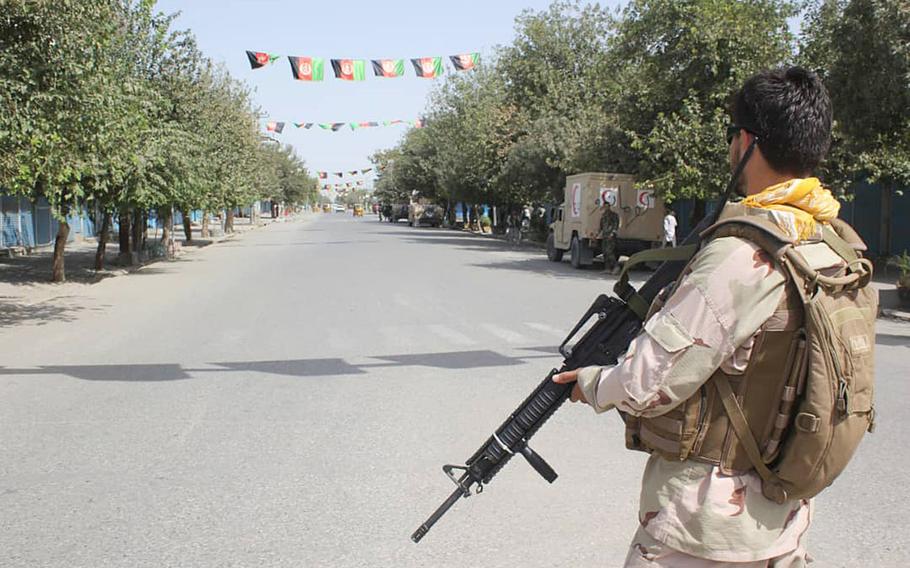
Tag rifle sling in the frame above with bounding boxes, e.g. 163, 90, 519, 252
614, 245, 698, 319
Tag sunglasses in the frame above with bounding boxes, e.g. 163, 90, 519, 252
726, 124, 760, 145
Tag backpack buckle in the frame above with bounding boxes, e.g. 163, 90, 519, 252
795, 412, 820, 433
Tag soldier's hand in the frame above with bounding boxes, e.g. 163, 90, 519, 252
552, 369, 588, 404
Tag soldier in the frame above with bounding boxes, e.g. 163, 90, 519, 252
600, 202, 620, 273
554, 67, 847, 566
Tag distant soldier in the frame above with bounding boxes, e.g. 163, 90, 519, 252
600, 202, 620, 272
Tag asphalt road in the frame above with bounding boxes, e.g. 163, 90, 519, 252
1, 213, 908, 567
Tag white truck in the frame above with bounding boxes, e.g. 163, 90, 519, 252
546, 172, 665, 268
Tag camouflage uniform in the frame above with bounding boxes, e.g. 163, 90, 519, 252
576, 210, 813, 566
601, 206, 620, 270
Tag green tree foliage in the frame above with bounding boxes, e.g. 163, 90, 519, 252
801, 0, 910, 193
379, 0, 801, 216
0, 0, 308, 279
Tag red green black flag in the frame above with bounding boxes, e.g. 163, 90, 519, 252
288, 56, 325, 81
348, 170, 359, 175
266, 121, 285, 133
318, 172, 327, 179
247, 50, 280, 69
334, 172, 343, 178
331, 122, 346, 132
331, 59, 367, 81
411, 57, 443, 78
361, 168, 372, 174
371, 59, 405, 78
450, 53, 480, 71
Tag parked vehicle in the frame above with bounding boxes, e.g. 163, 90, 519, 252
409, 203, 442, 227
322, 203, 332, 213
387, 203, 409, 223
353, 204, 364, 217
333, 204, 345, 213
547, 172, 664, 268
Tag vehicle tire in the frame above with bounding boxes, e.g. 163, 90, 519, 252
570, 235, 584, 269
546, 233, 563, 262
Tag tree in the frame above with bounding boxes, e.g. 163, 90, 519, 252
613, 0, 798, 203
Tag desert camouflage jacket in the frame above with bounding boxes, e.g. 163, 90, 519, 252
576, 234, 812, 562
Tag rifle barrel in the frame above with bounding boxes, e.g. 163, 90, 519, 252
411, 485, 465, 543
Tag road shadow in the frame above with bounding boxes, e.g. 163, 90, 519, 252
876, 333, 910, 348
0, 296, 103, 328
0, 348, 558, 382
0, 248, 123, 286
469, 258, 623, 281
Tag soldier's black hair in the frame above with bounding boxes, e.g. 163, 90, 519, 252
731, 66, 832, 176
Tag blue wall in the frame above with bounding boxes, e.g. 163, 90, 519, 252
0, 195, 96, 248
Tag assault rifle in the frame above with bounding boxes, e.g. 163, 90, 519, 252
411, 142, 758, 545
410, 245, 692, 544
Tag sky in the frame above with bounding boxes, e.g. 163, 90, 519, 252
153, 0, 624, 190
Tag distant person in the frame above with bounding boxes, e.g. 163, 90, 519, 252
600, 202, 620, 273
662, 208, 677, 247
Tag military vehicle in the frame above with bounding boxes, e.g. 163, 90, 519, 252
386, 203, 410, 223
547, 172, 664, 268
408, 202, 443, 227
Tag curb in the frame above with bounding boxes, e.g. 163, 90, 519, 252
881, 308, 910, 323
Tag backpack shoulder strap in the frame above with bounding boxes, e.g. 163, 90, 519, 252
700, 215, 795, 261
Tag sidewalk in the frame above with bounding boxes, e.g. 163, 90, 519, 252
449, 222, 909, 321
0, 215, 277, 308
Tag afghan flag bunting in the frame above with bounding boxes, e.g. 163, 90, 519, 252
331, 59, 367, 81
450, 52, 480, 71
361, 168, 372, 174
318, 172, 327, 179
334, 172, 343, 178
247, 50, 280, 69
411, 57, 443, 78
348, 170, 359, 175
266, 121, 285, 133
378, 165, 387, 171
331, 122, 346, 132
356, 180, 364, 186
371, 59, 406, 78
288, 56, 325, 81
294, 122, 314, 129
413, 119, 425, 128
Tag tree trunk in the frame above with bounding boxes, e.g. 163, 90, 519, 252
161, 209, 171, 246
132, 209, 144, 259
94, 210, 111, 270
161, 208, 172, 258
201, 209, 209, 238
225, 208, 235, 233
52, 218, 69, 283
142, 211, 148, 252
182, 209, 192, 242
118, 209, 132, 264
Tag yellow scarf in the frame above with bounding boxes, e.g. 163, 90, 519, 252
741, 177, 840, 240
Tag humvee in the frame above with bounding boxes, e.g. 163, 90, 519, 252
547, 172, 664, 268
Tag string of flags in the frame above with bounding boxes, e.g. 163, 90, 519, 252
247, 51, 480, 80
317, 168, 374, 179
266, 119, 424, 134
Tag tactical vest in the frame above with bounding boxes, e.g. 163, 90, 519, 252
623, 212, 876, 502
